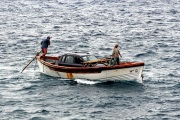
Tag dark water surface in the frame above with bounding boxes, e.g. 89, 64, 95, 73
0, 0, 179, 120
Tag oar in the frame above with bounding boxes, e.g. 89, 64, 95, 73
20, 51, 41, 73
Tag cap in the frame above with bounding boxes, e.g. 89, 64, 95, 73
47, 36, 52, 39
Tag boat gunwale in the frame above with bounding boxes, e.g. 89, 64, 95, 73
36, 56, 145, 72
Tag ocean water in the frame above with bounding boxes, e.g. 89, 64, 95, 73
0, 0, 179, 120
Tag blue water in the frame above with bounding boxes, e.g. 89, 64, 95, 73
0, 0, 180, 120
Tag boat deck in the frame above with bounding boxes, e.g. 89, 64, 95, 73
37, 56, 143, 68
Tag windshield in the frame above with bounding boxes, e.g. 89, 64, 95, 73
82, 55, 98, 61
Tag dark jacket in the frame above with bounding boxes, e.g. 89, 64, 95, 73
41, 39, 50, 49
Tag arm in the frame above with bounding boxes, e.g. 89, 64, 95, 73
112, 49, 115, 57
48, 40, 50, 45
118, 50, 122, 57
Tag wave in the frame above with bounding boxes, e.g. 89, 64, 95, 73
29, 117, 46, 120
74, 79, 101, 85
135, 50, 156, 58
174, 82, 180, 88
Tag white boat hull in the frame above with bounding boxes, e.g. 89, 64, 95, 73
37, 60, 144, 83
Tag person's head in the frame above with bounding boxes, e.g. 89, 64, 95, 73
47, 36, 52, 40
114, 44, 118, 48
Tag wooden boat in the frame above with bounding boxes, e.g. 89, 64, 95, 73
36, 53, 145, 83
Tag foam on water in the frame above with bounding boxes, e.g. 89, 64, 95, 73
74, 78, 102, 85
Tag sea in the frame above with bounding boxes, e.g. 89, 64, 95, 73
0, 0, 179, 120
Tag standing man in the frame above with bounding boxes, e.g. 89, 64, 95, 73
111, 43, 122, 65
41, 36, 51, 59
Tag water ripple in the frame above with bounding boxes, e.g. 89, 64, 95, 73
0, 0, 179, 119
